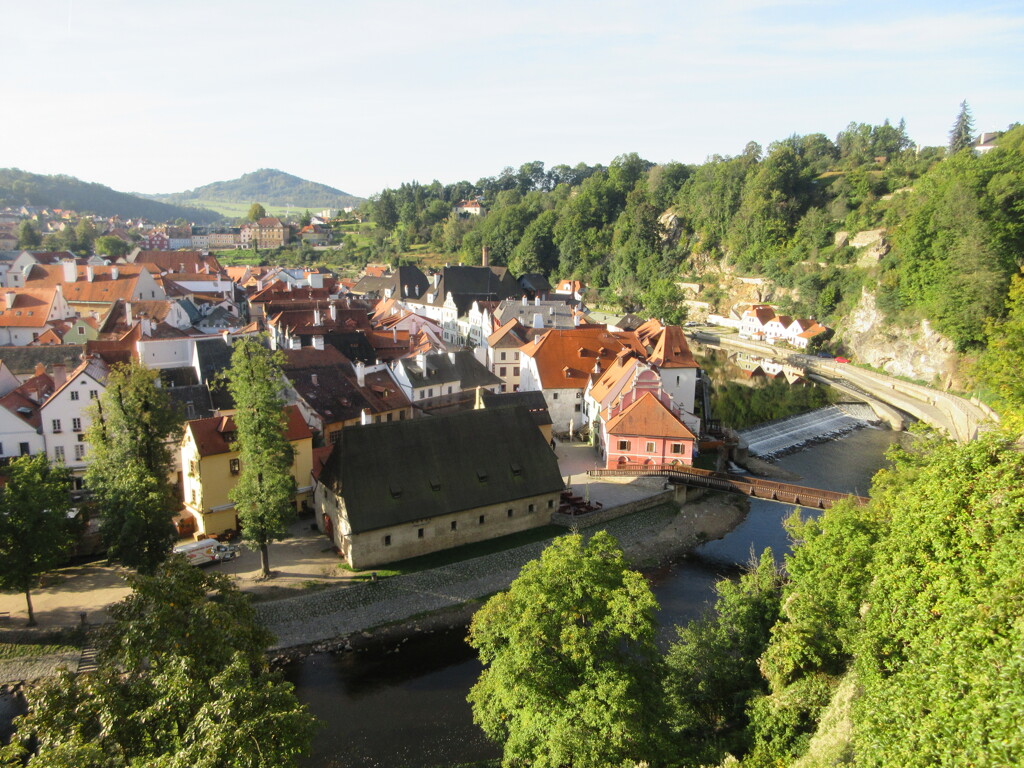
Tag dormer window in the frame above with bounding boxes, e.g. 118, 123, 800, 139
577, 347, 585, 357
389, 484, 403, 499
510, 463, 522, 477
476, 470, 488, 483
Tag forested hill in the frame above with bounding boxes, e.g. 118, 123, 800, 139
148, 168, 364, 209
366, 119, 1024, 353
0, 168, 221, 224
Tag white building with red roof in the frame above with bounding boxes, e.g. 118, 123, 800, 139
39, 356, 110, 479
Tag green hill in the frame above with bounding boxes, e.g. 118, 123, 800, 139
0, 168, 221, 223
148, 168, 364, 210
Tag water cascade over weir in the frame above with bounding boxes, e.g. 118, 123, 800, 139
739, 404, 877, 459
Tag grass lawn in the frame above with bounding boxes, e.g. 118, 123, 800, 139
181, 199, 302, 220
0, 641, 82, 660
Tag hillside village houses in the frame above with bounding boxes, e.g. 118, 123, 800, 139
0, 241, 709, 567
737, 304, 830, 349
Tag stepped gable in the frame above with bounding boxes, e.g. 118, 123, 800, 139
648, 325, 699, 369
604, 391, 695, 440
319, 406, 563, 534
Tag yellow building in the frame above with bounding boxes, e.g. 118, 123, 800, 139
181, 405, 314, 537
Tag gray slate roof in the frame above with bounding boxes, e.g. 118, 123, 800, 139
320, 406, 564, 533
0, 345, 86, 377
479, 389, 553, 427
396, 350, 501, 390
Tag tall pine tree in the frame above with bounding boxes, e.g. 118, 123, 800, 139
226, 338, 296, 578
948, 100, 975, 154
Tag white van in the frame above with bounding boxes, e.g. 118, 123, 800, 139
173, 539, 240, 567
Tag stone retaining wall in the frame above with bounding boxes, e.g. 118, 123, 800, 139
550, 489, 675, 528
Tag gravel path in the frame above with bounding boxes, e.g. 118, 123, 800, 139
257, 502, 707, 650
0, 652, 80, 684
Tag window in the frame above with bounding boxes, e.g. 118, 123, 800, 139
548, 499, 555, 508
191, 489, 197, 504
507, 508, 513, 518
89, 390, 98, 399
513, 366, 519, 376
450, 520, 457, 532
70, 390, 79, 401
330, 430, 342, 444
74, 444, 86, 460
417, 528, 424, 539
528, 503, 536, 513
552, 393, 558, 400
229, 458, 240, 475
384, 535, 391, 546
500, 351, 506, 361
576, 392, 582, 398
574, 404, 581, 412
54, 446, 65, 461
499, 367, 506, 377
447, 386, 452, 395
72, 418, 82, 432
19, 443, 29, 456
671, 443, 683, 454
479, 515, 485, 525
51, 419, 61, 433
78, 326, 85, 335
190, 460, 197, 476
618, 440, 630, 451
646, 441, 656, 453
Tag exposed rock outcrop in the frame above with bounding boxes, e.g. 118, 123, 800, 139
839, 288, 960, 385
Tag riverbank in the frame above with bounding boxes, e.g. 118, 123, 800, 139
264, 491, 748, 660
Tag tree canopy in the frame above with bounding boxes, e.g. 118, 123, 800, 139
467, 531, 669, 768
1, 558, 313, 767
84, 362, 182, 574
225, 339, 296, 578
0, 455, 74, 626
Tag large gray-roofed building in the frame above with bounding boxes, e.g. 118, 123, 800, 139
315, 405, 564, 568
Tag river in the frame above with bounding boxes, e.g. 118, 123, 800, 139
284, 425, 902, 768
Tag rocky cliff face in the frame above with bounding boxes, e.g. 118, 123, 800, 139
839, 288, 961, 386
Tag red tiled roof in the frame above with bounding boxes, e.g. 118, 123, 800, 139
605, 391, 696, 440
647, 325, 699, 369
520, 326, 645, 390
187, 405, 311, 458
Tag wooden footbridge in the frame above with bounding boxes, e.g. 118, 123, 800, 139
587, 465, 869, 509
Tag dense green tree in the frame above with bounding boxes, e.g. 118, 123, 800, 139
640, 278, 688, 325
94, 234, 131, 259
85, 362, 182, 574
225, 338, 296, 578
17, 220, 41, 249
948, 99, 975, 154
74, 218, 98, 254
0, 455, 74, 626
2, 558, 313, 767
664, 550, 784, 765
974, 273, 1024, 420
370, 189, 399, 231
468, 531, 670, 768
247, 202, 267, 221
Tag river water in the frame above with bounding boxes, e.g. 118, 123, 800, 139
284, 426, 902, 768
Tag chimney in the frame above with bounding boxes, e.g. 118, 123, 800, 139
4, 291, 14, 309
53, 363, 67, 387
313, 335, 325, 350
448, 351, 456, 364
34, 362, 46, 377
86, 265, 95, 282
535, 296, 540, 306
313, 306, 322, 326
392, 328, 397, 343
481, 245, 490, 267
522, 295, 527, 306
111, 266, 119, 280
574, 313, 580, 327
533, 313, 544, 329
355, 361, 366, 387
311, 373, 319, 387
222, 330, 232, 345
62, 259, 77, 283
361, 408, 371, 426
417, 351, 426, 371
125, 301, 133, 325
309, 273, 324, 289
415, 284, 420, 297
329, 303, 337, 321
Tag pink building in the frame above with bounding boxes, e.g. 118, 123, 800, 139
603, 389, 696, 468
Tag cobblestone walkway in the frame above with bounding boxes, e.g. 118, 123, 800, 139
256, 504, 677, 650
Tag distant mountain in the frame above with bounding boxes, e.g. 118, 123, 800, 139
0, 168, 222, 223
148, 169, 364, 209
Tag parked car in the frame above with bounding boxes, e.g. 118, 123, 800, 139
173, 539, 240, 567
834, 356, 850, 363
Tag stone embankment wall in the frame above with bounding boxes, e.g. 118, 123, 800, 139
550, 489, 674, 528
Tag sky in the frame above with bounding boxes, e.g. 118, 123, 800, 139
3, 0, 1022, 199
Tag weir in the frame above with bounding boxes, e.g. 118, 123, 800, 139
737, 405, 875, 458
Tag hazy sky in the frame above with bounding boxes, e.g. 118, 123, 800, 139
3, 0, 1021, 198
